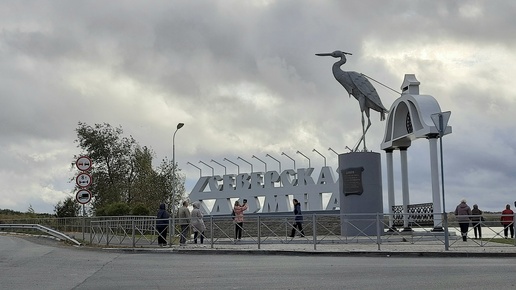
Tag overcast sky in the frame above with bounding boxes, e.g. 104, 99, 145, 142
1, 0, 515, 214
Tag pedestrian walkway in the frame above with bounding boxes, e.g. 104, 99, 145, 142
5, 229, 516, 258
94, 235, 516, 258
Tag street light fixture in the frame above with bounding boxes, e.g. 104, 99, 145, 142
296, 150, 311, 168
171, 123, 184, 209
328, 147, 339, 156
431, 111, 451, 251
223, 158, 240, 174
211, 159, 227, 175
265, 154, 281, 172
237, 156, 253, 173
252, 155, 267, 172
199, 161, 214, 176
186, 162, 202, 177
281, 152, 296, 170
312, 149, 326, 167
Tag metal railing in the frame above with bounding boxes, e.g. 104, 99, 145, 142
1, 213, 515, 251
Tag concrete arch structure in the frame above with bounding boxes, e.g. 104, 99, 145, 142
381, 74, 452, 231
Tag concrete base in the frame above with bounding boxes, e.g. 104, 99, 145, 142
339, 152, 383, 236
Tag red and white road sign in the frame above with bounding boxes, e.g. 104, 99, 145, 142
76, 189, 92, 204
76, 156, 92, 171
76, 172, 92, 188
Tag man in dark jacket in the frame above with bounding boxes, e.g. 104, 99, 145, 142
289, 199, 305, 238
156, 203, 170, 246
454, 199, 471, 242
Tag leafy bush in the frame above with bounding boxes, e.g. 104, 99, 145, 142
132, 203, 150, 216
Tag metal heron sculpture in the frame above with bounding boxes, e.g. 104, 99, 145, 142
316, 51, 388, 152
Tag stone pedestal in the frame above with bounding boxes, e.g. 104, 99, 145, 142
339, 152, 383, 236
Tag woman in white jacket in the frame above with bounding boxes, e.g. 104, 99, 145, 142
190, 201, 206, 244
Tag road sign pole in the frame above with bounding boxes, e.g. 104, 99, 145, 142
82, 204, 86, 241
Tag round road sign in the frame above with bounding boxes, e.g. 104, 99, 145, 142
76, 156, 92, 171
76, 189, 92, 204
76, 172, 92, 188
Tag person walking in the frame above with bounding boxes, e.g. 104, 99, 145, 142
454, 199, 471, 242
156, 203, 170, 246
190, 201, 206, 244
289, 199, 305, 238
501, 204, 514, 239
178, 201, 191, 245
471, 204, 483, 239
233, 199, 248, 242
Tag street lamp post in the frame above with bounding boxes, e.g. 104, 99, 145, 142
296, 150, 311, 168
252, 155, 267, 172
186, 162, 202, 177
431, 111, 451, 251
171, 122, 184, 245
312, 149, 326, 167
281, 152, 296, 170
171, 123, 184, 209
265, 154, 281, 172
328, 147, 339, 156
223, 158, 240, 174
237, 156, 253, 173
211, 159, 227, 175
199, 161, 214, 176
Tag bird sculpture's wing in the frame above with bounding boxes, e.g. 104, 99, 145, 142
348, 71, 387, 112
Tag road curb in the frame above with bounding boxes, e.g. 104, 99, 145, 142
98, 246, 516, 258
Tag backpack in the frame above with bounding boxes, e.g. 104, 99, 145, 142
231, 210, 235, 220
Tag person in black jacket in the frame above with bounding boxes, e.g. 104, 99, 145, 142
471, 204, 483, 239
156, 203, 170, 246
289, 199, 305, 238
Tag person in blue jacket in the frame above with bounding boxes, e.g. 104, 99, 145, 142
289, 199, 305, 238
156, 203, 170, 246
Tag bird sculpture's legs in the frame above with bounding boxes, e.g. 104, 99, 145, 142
354, 112, 372, 152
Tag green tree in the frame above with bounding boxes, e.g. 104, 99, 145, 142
54, 196, 81, 217
72, 122, 186, 216
131, 203, 150, 215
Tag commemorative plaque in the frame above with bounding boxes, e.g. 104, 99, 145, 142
342, 167, 364, 196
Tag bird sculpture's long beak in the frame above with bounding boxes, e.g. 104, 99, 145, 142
315, 53, 332, 56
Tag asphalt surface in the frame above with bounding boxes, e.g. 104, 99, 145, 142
3, 234, 516, 290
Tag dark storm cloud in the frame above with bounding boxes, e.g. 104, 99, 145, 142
0, 0, 515, 213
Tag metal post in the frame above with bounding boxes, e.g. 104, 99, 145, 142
211, 159, 227, 175
432, 112, 451, 251
199, 161, 214, 176
376, 213, 381, 251
328, 147, 339, 156
132, 220, 135, 247
296, 151, 311, 168
265, 154, 281, 172
257, 215, 261, 250
105, 221, 109, 246
210, 216, 214, 249
281, 152, 296, 170
171, 122, 184, 233
82, 204, 85, 241
168, 217, 172, 247
312, 149, 326, 167
223, 158, 240, 174
252, 155, 267, 172
312, 214, 317, 250
237, 157, 253, 172
440, 120, 449, 250
187, 161, 202, 177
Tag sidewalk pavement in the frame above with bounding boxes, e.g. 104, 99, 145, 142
96, 237, 516, 258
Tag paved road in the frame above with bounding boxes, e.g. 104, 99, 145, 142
2, 234, 516, 290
